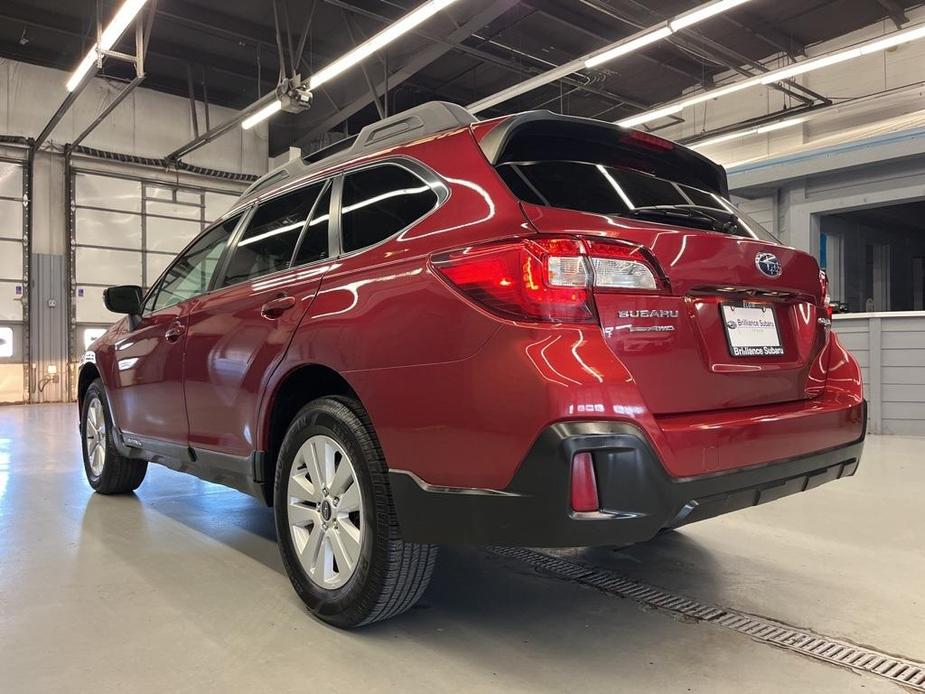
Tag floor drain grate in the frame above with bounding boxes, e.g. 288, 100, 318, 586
492, 547, 925, 691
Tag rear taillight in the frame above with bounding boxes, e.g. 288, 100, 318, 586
585, 240, 659, 291
820, 270, 833, 319
432, 236, 663, 324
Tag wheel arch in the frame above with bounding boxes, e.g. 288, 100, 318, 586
259, 363, 361, 505
76, 362, 102, 411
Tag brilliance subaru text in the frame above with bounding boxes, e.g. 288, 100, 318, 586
78, 102, 866, 627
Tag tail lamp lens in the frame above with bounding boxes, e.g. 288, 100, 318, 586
586, 239, 659, 290
433, 236, 663, 324
820, 270, 833, 319
432, 238, 596, 323
570, 452, 599, 513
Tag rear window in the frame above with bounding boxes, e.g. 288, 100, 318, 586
498, 160, 778, 243
340, 164, 438, 253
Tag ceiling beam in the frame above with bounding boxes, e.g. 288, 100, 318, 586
33, 2, 156, 150
331, 0, 653, 115
584, 0, 825, 116
524, 0, 711, 84
155, 1, 286, 52
0, 1, 267, 107
874, 0, 909, 29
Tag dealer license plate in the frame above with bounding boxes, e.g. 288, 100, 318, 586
721, 303, 784, 357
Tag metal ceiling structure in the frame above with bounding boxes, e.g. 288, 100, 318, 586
2, 0, 923, 161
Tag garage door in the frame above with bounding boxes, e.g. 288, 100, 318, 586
0, 159, 26, 403
72, 170, 240, 357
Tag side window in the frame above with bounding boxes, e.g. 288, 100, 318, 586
340, 164, 438, 253
149, 215, 239, 312
293, 184, 332, 266
221, 183, 322, 287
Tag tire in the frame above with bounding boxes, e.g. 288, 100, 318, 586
80, 379, 147, 494
274, 396, 438, 628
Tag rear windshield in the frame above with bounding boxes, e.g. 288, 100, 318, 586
498, 160, 778, 243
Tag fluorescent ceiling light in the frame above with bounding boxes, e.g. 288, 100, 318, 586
585, 26, 672, 68
669, 0, 753, 31
618, 104, 683, 128
242, 100, 282, 130
859, 22, 925, 54
309, 0, 460, 90
691, 117, 805, 149
759, 49, 861, 84
66, 0, 149, 92
469, 0, 756, 113
678, 76, 763, 108
617, 22, 925, 129
755, 117, 807, 134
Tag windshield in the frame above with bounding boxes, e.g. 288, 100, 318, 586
497, 160, 779, 243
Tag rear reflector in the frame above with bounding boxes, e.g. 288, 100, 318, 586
570, 452, 599, 512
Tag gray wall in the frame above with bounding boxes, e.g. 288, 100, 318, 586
835, 314, 925, 436
731, 131, 925, 436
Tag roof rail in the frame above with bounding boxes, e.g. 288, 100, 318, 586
240, 101, 477, 201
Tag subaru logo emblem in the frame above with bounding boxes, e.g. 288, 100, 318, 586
726, 320, 737, 330
755, 252, 782, 278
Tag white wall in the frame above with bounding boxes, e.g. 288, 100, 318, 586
0, 57, 261, 403
0, 58, 268, 175
657, 6, 925, 167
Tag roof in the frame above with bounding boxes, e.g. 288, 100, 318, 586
235, 100, 729, 212
237, 101, 476, 205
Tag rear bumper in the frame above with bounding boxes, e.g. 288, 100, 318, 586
390, 401, 866, 546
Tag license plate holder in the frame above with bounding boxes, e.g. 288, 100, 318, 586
721, 302, 784, 357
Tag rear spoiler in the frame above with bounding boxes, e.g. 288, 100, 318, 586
476, 110, 729, 197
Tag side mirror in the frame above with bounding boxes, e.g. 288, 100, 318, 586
104, 285, 143, 317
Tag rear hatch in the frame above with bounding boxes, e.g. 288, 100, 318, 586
523, 204, 826, 414
481, 117, 828, 414
512, 169, 826, 415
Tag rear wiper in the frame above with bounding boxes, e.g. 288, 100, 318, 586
620, 205, 741, 234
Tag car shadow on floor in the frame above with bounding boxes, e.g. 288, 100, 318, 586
80, 471, 284, 573
78, 467, 725, 627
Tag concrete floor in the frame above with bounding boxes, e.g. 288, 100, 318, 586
0, 404, 922, 693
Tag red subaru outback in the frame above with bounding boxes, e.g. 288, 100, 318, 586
78, 102, 865, 627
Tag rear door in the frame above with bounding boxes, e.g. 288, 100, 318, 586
183, 180, 333, 459
108, 217, 239, 445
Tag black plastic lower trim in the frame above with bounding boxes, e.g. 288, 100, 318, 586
390, 406, 866, 547
114, 429, 263, 498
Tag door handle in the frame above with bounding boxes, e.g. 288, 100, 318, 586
164, 322, 186, 342
261, 295, 296, 319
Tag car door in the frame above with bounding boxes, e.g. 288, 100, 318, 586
182, 180, 333, 462
107, 215, 241, 450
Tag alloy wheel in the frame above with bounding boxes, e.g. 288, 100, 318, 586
287, 435, 364, 590
85, 397, 107, 477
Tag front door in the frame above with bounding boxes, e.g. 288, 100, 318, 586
107, 215, 241, 447
109, 302, 189, 446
